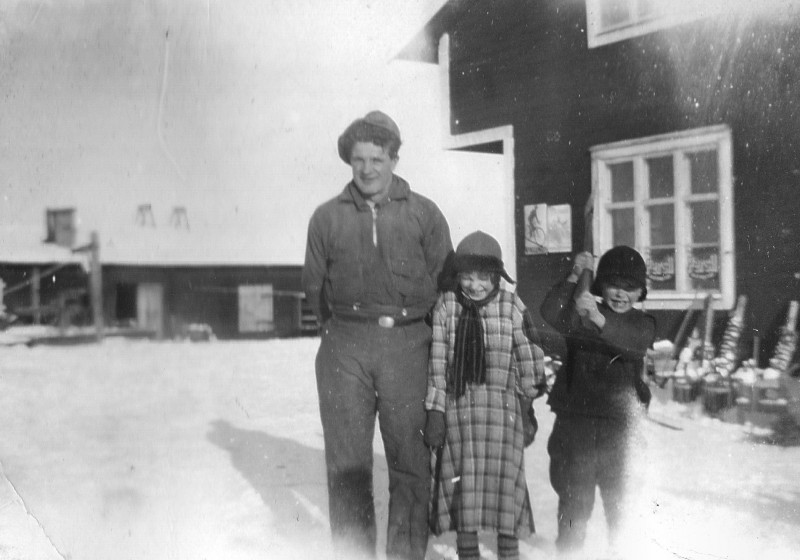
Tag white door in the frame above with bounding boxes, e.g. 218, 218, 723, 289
137, 283, 164, 338
238, 284, 275, 334
435, 151, 510, 275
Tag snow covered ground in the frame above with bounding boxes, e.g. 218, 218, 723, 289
0, 337, 798, 560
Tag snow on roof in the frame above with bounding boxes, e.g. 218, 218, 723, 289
1, 224, 299, 268
98, 225, 296, 267
0, 225, 85, 265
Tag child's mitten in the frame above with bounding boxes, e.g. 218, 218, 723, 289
424, 410, 446, 448
519, 397, 537, 446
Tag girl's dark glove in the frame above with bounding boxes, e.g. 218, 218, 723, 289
519, 397, 537, 447
634, 375, 652, 410
424, 410, 446, 448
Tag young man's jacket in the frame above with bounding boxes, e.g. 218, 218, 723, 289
540, 279, 656, 419
303, 175, 452, 323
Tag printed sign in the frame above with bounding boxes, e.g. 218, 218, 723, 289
647, 248, 676, 291
546, 204, 572, 253
688, 249, 720, 281
524, 204, 548, 255
524, 203, 572, 255
688, 247, 720, 290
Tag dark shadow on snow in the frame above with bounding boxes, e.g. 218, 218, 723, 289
207, 419, 332, 547
208, 419, 395, 555
206, 419, 554, 559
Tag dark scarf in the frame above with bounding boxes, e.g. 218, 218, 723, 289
449, 286, 499, 398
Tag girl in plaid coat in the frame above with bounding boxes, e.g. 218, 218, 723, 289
424, 231, 547, 560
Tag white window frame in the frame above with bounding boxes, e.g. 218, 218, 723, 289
590, 125, 735, 311
585, 0, 717, 48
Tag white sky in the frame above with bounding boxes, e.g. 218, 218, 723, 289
1, 0, 503, 264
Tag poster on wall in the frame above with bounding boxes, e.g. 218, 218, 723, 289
524, 203, 548, 255
546, 203, 572, 253
524, 203, 572, 255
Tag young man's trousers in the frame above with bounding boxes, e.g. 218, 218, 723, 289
315, 317, 432, 560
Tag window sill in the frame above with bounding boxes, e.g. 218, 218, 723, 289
643, 292, 734, 312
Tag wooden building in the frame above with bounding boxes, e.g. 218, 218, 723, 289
0, 213, 88, 329
1, 209, 314, 340
399, 0, 800, 358
100, 262, 309, 340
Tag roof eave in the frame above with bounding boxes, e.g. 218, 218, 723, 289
393, 0, 467, 63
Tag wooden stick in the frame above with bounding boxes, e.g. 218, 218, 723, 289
672, 294, 701, 360
700, 294, 715, 375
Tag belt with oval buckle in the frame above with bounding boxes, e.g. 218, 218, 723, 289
333, 312, 424, 328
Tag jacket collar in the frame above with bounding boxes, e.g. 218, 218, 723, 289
338, 175, 410, 210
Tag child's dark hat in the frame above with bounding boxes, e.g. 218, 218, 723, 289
453, 231, 515, 284
591, 245, 648, 301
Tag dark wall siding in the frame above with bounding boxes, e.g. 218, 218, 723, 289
442, 0, 800, 358
1, 262, 305, 338
0, 264, 88, 324
102, 265, 304, 339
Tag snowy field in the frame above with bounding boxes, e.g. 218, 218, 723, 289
0, 337, 798, 560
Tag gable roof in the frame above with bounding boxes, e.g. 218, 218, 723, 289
0, 223, 298, 268
99, 225, 292, 267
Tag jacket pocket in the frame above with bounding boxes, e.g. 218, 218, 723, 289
391, 258, 433, 302
327, 258, 363, 303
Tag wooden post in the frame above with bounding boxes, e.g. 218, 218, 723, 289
31, 266, 41, 325
90, 231, 104, 341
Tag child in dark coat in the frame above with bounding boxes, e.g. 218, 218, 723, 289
424, 231, 547, 560
540, 245, 656, 556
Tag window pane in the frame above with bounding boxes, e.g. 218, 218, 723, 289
601, 0, 632, 28
647, 156, 673, 198
648, 204, 674, 246
611, 208, 635, 247
647, 247, 676, 291
689, 150, 718, 194
688, 246, 720, 291
691, 201, 719, 244
610, 161, 634, 202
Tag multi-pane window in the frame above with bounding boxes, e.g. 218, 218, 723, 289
590, 126, 735, 310
585, 0, 714, 48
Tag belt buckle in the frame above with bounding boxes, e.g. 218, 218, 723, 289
378, 315, 395, 328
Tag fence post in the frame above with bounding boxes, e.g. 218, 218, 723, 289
90, 231, 104, 341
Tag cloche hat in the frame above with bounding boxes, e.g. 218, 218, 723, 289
590, 245, 648, 301
453, 231, 515, 284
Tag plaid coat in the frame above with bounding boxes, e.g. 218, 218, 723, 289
425, 288, 547, 537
